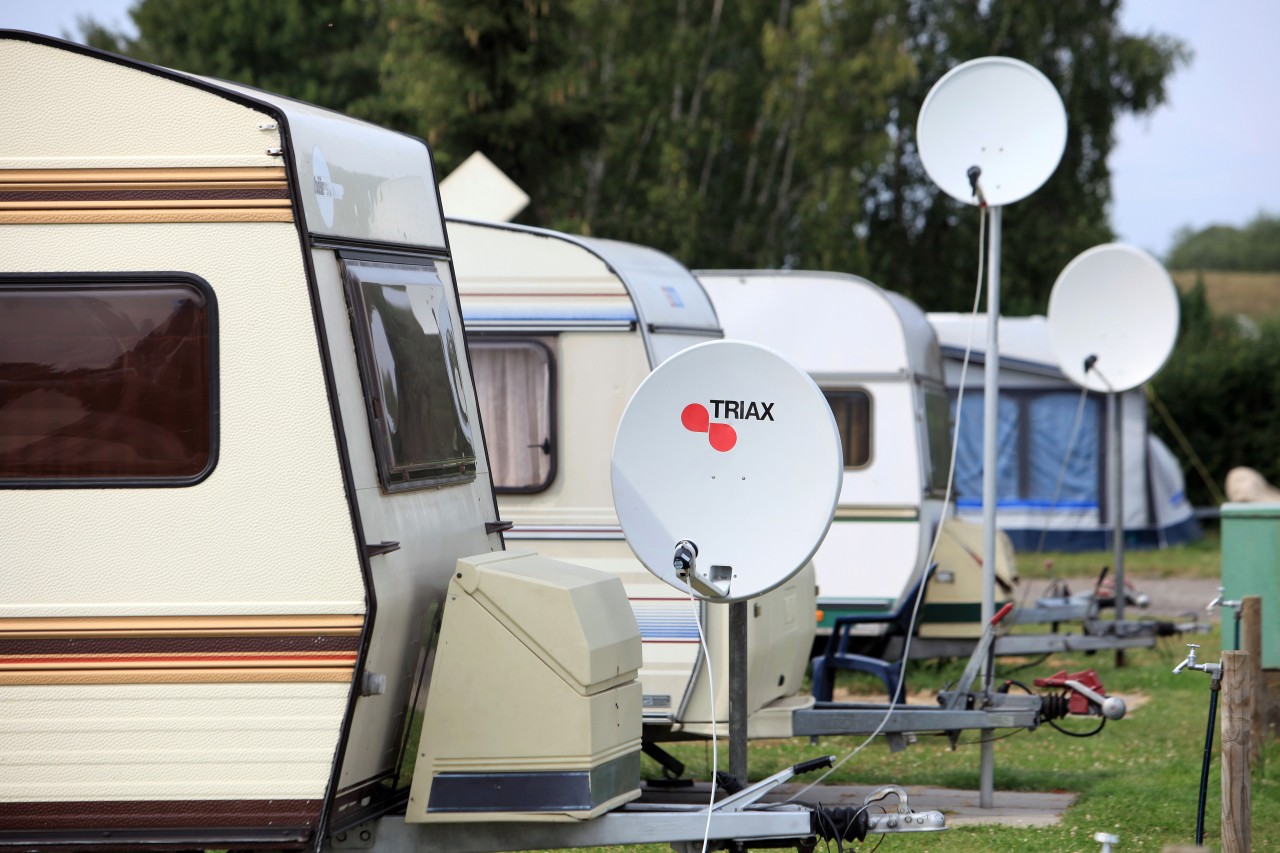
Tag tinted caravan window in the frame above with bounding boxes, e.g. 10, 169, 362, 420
924, 386, 953, 493
0, 275, 216, 485
470, 339, 554, 492
824, 390, 872, 469
343, 258, 476, 491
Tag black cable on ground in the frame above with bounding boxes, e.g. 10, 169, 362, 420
1047, 715, 1106, 737
998, 652, 1051, 676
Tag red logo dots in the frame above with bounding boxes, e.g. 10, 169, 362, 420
708, 422, 737, 452
681, 403, 709, 433
682, 402, 737, 453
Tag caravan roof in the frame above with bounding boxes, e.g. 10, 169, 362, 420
695, 270, 943, 381
927, 313, 1067, 383
449, 218, 721, 364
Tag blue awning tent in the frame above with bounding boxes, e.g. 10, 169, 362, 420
928, 313, 1200, 553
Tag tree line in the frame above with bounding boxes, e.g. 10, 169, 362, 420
88, 1, 1280, 509
81, 0, 1187, 314
1167, 212, 1280, 272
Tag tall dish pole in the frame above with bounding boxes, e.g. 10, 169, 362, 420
978, 205, 1001, 806
916, 56, 1068, 810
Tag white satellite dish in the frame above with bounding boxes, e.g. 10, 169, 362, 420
611, 340, 842, 602
1047, 243, 1180, 393
917, 56, 1067, 207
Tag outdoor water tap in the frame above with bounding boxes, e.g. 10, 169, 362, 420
1172, 643, 1200, 674
1172, 643, 1221, 679
1207, 585, 1240, 614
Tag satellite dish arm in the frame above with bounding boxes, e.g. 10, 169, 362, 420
967, 165, 987, 207
673, 539, 731, 598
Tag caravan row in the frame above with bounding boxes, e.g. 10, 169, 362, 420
1, 31, 1148, 851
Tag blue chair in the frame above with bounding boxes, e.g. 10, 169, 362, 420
811, 563, 938, 704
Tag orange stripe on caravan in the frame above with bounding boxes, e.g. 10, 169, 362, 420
0, 209, 295, 224
0, 653, 359, 668
0, 199, 292, 210
0, 167, 288, 184
0, 668, 355, 685
0, 615, 365, 639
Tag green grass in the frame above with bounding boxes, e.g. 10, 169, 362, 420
546, 533, 1243, 851
1015, 531, 1222, 580
546, 626, 1280, 852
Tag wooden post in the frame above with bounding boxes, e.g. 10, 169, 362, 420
1242, 596, 1264, 763
1221, 650, 1252, 853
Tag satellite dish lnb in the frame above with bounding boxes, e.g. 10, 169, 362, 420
917, 56, 1067, 207
1048, 243, 1180, 393
611, 341, 842, 602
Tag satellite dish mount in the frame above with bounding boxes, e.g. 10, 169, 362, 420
612, 340, 842, 781
1047, 243, 1180, 639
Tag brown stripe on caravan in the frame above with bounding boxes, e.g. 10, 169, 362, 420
0, 189, 289, 203
0, 167, 288, 183
0, 166, 292, 223
0, 208, 294, 224
0, 797, 320, 838
0, 637, 359, 670
0, 635, 360, 656
0, 615, 362, 683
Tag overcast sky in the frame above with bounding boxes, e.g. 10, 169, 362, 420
5, 0, 1276, 259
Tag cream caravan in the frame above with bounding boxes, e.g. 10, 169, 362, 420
450, 219, 816, 737
0, 32, 840, 852
696, 271, 1016, 640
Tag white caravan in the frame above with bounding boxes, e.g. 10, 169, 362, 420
696, 271, 1016, 640
0, 32, 826, 852
450, 219, 816, 737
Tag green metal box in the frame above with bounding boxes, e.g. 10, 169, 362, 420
1221, 502, 1280, 667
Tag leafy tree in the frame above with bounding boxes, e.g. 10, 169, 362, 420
375, 0, 601, 223
1167, 211, 1280, 271
79, 0, 389, 119
494, 0, 917, 271
1151, 293, 1280, 507
80, 0, 1186, 314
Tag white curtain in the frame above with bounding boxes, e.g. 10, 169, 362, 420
471, 341, 552, 489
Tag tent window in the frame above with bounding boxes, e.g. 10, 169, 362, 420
825, 390, 871, 469
343, 258, 477, 491
470, 339, 554, 492
0, 275, 216, 486
951, 390, 1102, 508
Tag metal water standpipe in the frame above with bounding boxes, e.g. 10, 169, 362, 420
1172, 642, 1223, 846
1207, 586, 1243, 649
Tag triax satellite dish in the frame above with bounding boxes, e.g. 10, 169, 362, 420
1047, 243, 1180, 393
917, 56, 1067, 207
611, 340, 842, 602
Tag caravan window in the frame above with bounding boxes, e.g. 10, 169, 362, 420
824, 390, 871, 469
0, 275, 216, 486
470, 339, 555, 492
343, 258, 477, 491
923, 387, 953, 493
